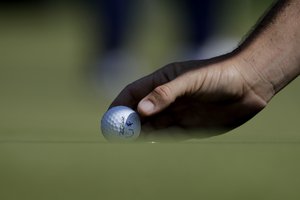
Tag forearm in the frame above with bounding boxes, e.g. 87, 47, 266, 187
236, 0, 300, 102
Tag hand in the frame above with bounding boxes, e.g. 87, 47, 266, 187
109, 0, 300, 141
110, 55, 268, 140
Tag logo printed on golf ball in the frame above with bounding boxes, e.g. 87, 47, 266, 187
101, 106, 141, 141
119, 116, 134, 137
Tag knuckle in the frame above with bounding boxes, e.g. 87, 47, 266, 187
122, 81, 138, 95
160, 61, 199, 81
124, 82, 135, 91
153, 85, 174, 102
157, 62, 180, 82
163, 62, 177, 70
121, 85, 131, 94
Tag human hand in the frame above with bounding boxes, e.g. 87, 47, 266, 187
108, 0, 300, 140
110, 55, 269, 140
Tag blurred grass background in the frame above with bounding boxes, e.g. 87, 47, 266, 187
0, 1, 300, 199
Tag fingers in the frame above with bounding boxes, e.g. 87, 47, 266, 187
137, 76, 187, 116
109, 62, 187, 110
109, 61, 202, 113
109, 74, 154, 109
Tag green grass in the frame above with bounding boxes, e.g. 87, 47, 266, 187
1, 143, 300, 200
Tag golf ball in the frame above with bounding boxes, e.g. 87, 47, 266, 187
101, 106, 141, 142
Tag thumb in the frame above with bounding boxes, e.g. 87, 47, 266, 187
137, 78, 187, 116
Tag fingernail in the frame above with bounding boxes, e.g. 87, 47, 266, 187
139, 100, 155, 114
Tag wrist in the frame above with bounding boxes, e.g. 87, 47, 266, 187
235, 33, 300, 103
232, 50, 276, 103
231, 0, 300, 103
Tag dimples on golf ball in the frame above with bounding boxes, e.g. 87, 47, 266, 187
101, 106, 141, 141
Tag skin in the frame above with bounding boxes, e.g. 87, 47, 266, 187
110, 0, 300, 140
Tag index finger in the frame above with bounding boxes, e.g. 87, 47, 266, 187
109, 61, 198, 110
109, 74, 155, 109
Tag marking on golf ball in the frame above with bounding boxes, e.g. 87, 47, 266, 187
101, 106, 141, 141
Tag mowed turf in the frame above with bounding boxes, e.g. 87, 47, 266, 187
0, 2, 300, 200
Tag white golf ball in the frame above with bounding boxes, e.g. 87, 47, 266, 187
101, 106, 141, 142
